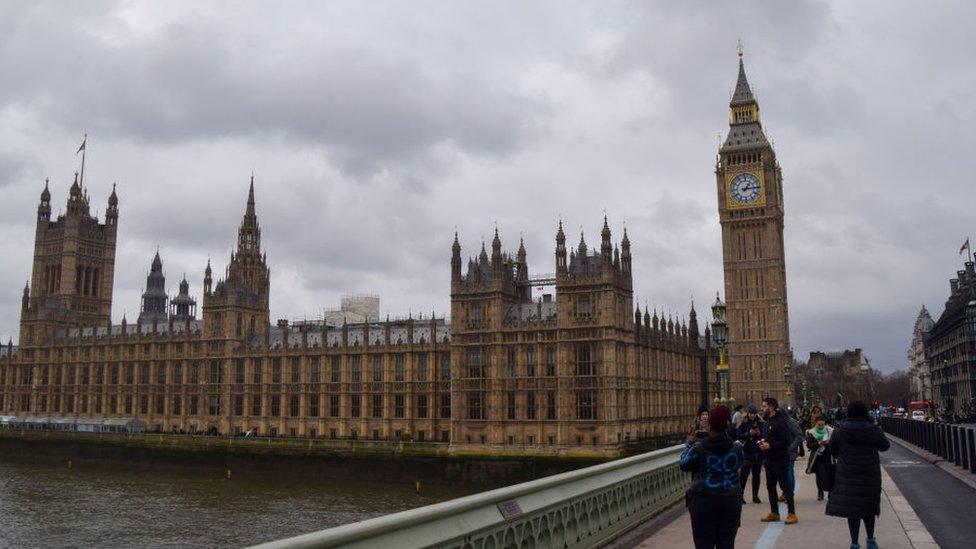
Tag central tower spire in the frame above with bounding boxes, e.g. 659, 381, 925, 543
238, 175, 261, 255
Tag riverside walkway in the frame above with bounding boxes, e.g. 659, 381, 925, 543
616, 458, 937, 549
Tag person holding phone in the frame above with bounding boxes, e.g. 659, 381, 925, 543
757, 397, 797, 525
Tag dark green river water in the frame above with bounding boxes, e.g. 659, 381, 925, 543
0, 453, 475, 548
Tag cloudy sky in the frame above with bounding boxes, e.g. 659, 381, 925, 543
1, 1, 973, 371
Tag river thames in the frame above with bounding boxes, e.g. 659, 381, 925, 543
0, 453, 476, 548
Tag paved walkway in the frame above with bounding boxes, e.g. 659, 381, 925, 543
629, 459, 936, 549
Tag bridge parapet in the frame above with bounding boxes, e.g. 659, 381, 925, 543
252, 445, 688, 549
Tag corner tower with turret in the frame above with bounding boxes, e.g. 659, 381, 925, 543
20, 176, 118, 346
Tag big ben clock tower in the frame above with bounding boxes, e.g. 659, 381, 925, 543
716, 48, 792, 405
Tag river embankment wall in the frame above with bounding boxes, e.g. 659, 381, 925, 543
0, 429, 624, 485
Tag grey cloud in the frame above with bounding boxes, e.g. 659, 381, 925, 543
1, 1, 974, 373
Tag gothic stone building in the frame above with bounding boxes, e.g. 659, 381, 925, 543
0, 175, 709, 458
716, 53, 793, 405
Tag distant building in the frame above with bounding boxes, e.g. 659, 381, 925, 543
807, 348, 871, 406
907, 306, 933, 402
928, 260, 976, 414
323, 295, 380, 326
808, 349, 870, 378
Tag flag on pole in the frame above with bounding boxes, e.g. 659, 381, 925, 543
76, 134, 86, 154
960, 238, 970, 256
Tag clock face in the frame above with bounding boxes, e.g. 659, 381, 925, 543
730, 173, 762, 205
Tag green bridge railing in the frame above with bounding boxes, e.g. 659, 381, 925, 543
251, 444, 688, 549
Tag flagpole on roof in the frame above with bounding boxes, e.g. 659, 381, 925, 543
77, 133, 87, 187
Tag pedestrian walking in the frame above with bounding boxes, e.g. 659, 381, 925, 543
758, 397, 797, 524
736, 404, 764, 504
680, 405, 743, 549
809, 405, 824, 428
826, 400, 890, 549
783, 411, 804, 500
731, 404, 743, 428
804, 417, 833, 500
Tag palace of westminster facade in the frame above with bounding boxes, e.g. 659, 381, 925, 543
0, 56, 791, 457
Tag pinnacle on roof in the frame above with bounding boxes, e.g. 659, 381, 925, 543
151, 249, 163, 272
245, 175, 257, 219
452, 231, 461, 252
108, 182, 118, 206
731, 50, 757, 107
40, 178, 51, 202
556, 219, 565, 243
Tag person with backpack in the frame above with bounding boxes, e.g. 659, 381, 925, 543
680, 405, 744, 549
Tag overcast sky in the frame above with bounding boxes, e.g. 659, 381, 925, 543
1, 1, 973, 372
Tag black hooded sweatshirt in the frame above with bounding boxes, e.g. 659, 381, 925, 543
680, 433, 744, 496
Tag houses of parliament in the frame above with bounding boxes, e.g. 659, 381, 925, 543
0, 55, 790, 457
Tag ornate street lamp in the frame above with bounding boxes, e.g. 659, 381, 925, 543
711, 292, 732, 405
783, 362, 793, 408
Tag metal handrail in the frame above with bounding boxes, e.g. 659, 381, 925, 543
251, 444, 686, 549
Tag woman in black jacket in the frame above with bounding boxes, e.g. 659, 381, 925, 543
680, 405, 744, 549
825, 401, 890, 549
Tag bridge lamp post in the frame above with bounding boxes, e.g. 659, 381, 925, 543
783, 362, 794, 408
710, 293, 732, 406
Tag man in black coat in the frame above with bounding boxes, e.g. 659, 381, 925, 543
826, 400, 890, 549
736, 404, 764, 504
758, 397, 797, 524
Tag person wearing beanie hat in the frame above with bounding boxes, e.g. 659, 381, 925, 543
736, 404, 765, 504
680, 405, 744, 549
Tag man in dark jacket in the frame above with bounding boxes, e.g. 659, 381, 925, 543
758, 397, 797, 524
736, 404, 764, 503
826, 401, 890, 549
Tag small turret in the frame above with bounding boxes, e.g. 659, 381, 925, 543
451, 232, 462, 283
516, 237, 528, 284
621, 227, 631, 274
600, 215, 612, 261
491, 227, 502, 273
22, 282, 29, 313
106, 183, 119, 226
555, 220, 567, 275
38, 179, 52, 222
203, 259, 213, 295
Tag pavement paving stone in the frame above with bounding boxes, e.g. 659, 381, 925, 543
631, 459, 922, 549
